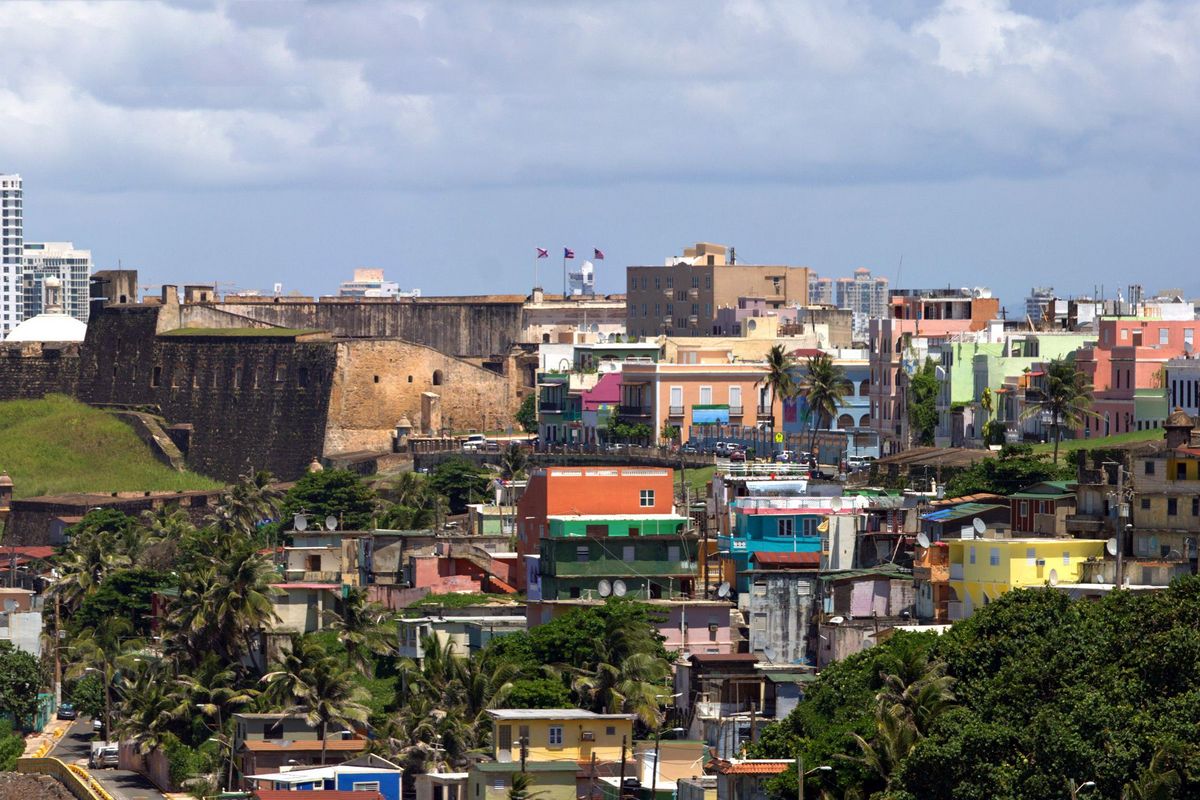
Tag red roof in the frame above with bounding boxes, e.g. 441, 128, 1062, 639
715, 761, 792, 775
751, 551, 821, 567
256, 792, 383, 800
242, 739, 368, 753
4, 546, 55, 560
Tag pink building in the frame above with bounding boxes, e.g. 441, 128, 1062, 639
1074, 318, 1195, 435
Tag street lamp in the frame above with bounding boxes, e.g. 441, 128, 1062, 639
1070, 780, 1097, 799
796, 755, 832, 800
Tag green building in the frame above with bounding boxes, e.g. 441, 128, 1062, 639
534, 514, 698, 601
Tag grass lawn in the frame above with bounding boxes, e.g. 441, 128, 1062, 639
0, 394, 222, 498
676, 465, 715, 496
404, 591, 524, 612
1029, 427, 1161, 457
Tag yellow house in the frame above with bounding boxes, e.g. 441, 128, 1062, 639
468, 762, 578, 800
947, 538, 1106, 620
485, 709, 636, 764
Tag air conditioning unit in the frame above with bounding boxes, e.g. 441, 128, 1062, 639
1035, 558, 1046, 567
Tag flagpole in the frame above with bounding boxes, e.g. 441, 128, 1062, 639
562, 252, 567, 298
533, 251, 538, 292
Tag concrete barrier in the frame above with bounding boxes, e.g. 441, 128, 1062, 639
16, 757, 115, 800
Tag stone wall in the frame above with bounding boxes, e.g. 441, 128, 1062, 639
0, 342, 81, 401
213, 297, 525, 358
323, 339, 519, 454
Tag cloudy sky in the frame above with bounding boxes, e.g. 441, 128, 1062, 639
3, 0, 1199, 305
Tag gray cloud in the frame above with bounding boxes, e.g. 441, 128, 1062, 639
0, 0, 1197, 195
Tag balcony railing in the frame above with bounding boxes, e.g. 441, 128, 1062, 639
756, 406, 773, 418
669, 405, 684, 416
618, 405, 652, 418
538, 402, 564, 413
729, 405, 744, 416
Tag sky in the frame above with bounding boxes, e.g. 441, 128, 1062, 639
3, 0, 1199, 306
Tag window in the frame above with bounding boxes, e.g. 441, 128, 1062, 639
729, 386, 742, 410
699, 386, 712, 405
1160, 328, 1170, 345
1145, 460, 1155, 475
352, 783, 382, 793
1178, 463, 1187, 480
606, 726, 616, 736
692, 275, 700, 289
1063, 551, 1071, 566
969, 546, 976, 565
548, 726, 564, 746
1193, 497, 1199, 516
1019, 501, 1029, 517
1168, 498, 1178, 516
778, 518, 795, 537
640, 489, 655, 507
1026, 548, 1037, 566
432, 370, 444, 386
666, 276, 673, 289
668, 545, 680, 562
623, 545, 635, 561
1141, 498, 1151, 510
151, 365, 161, 388
576, 545, 589, 562
989, 547, 1000, 566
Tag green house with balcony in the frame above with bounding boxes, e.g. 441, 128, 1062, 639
533, 514, 699, 601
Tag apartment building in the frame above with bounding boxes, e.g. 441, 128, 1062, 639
21, 242, 92, 323
1, 174, 23, 336
625, 242, 809, 338
618, 361, 773, 438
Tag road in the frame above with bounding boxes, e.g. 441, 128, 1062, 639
49, 718, 165, 800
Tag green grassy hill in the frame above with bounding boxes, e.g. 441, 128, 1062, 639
0, 395, 221, 498
1029, 426, 1161, 457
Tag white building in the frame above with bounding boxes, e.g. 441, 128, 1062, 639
338, 267, 420, 298
1165, 357, 1200, 419
0, 174, 23, 336
567, 259, 596, 296
1025, 287, 1054, 324
22, 242, 92, 323
5, 276, 87, 342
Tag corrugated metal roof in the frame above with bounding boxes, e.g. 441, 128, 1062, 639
751, 552, 821, 566
921, 503, 1008, 522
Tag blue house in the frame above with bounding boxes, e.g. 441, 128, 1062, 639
247, 763, 403, 800
719, 502, 825, 593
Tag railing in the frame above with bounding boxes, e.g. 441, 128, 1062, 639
695, 701, 754, 718
284, 569, 341, 582
669, 405, 685, 416
720, 462, 811, 477
538, 402, 564, 413
618, 405, 652, 417
729, 405, 744, 416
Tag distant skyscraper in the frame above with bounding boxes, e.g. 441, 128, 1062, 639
22, 242, 93, 323
338, 268, 419, 298
1025, 286, 1054, 324
809, 267, 888, 339
567, 259, 596, 296
1, 173, 23, 336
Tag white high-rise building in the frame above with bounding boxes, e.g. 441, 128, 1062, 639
338, 268, 419, 298
0, 173, 23, 336
22, 242, 93, 323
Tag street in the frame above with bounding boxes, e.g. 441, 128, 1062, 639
49, 719, 165, 800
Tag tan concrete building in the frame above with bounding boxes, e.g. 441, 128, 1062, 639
625, 242, 810, 338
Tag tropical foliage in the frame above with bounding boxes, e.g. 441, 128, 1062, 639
759, 344, 797, 431
798, 352, 854, 453
752, 579, 1200, 800
1021, 357, 1098, 463
941, 444, 1073, 498
906, 358, 940, 446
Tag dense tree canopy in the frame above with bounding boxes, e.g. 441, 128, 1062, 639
753, 579, 1200, 800
428, 457, 492, 515
0, 641, 42, 728
942, 445, 1074, 498
282, 468, 377, 530
906, 358, 939, 446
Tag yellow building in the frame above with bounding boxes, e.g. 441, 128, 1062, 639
485, 709, 636, 764
468, 762, 579, 800
947, 538, 1107, 619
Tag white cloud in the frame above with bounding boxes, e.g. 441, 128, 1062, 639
0, 0, 1196, 192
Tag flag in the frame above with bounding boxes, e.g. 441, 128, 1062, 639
563, 248, 575, 259
593, 248, 605, 260
536, 247, 549, 258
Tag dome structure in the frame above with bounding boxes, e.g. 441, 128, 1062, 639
5, 313, 87, 342
5, 275, 87, 342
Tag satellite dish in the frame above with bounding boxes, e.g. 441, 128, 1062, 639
717, 582, 731, 599
829, 616, 845, 625
612, 580, 627, 597
1048, 568, 1059, 587
294, 514, 308, 531
917, 532, 931, 549
972, 517, 986, 535
830, 496, 843, 512
1106, 537, 1118, 556
598, 579, 612, 597
325, 515, 339, 531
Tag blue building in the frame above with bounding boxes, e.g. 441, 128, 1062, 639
718, 499, 827, 593
782, 354, 872, 433
248, 763, 403, 800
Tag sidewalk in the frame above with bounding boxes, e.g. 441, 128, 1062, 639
22, 718, 72, 759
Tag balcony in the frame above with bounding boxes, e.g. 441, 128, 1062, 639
1065, 513, 1105, 534
284, 569, 340, 582
669, 405, 684, 417
729, 405, 744, 416
618, 405, 652, 418
538, 401, 564, 413
756, 406, 773, 419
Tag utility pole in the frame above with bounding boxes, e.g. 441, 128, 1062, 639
797, 754, 805, 800
519, 735, 528, 773
1116, 462, 1126, 589
54, 592, 62, 706
617, 735, 628, 800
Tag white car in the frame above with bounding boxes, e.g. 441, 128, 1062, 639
461, 434, 487, 452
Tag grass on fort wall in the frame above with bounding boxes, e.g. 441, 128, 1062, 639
0, 394, 222, 499
1028, 426, 1161, 457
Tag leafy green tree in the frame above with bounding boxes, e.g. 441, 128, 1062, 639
498, 678, 571, 709
51, 509, 137, 612
798, 352, 854, 454
429, 458, 492, 515
69, 672, 105, 719
324, 586, 395, 673
283, 469, 377, 531
907, 358, 940, 446
515, 394, 538, 434
1021, 357, 1098, 463
0, 641, 42, 728
942, 447, 1073, 497
758, 344, 797, 432
495, 443, 530, 481
208, 470, 284, 537
70, 567, 173, 637
264, 642, 371, 765
0, 720, 24, 771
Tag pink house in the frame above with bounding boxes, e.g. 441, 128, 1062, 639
1074, 318, 1195, 435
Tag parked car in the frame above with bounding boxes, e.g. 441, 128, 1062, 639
461, 434, 487, 452
729, 449, 747, 463
714, 441, 730, 457
846, 456, 867, 471
89, 742, 118, 769
56, 702, 77, 720
92, 718, 105, 736
680, 442, 699, 455
773, 450, 796, 463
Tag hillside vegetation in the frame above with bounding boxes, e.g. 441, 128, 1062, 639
0, 395, 221, 498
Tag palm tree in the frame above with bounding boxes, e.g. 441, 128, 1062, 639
51, 527, 132, 613
205, 542, 282, 673
508, 771, 547, 800
66, 620, 140, 740
798, 352, 853, 456
1020, 357, 1098, 463
496, 444, 530, 481
757, 345, 797, 433
264, 647, 371, 765
324, 587, 394, 672
570, 651, 671, 728
208, 470, 284, 536
114, 660, 177, 755
175, 664, 257, 789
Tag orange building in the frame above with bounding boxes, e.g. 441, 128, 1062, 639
515, 466, 676, 589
